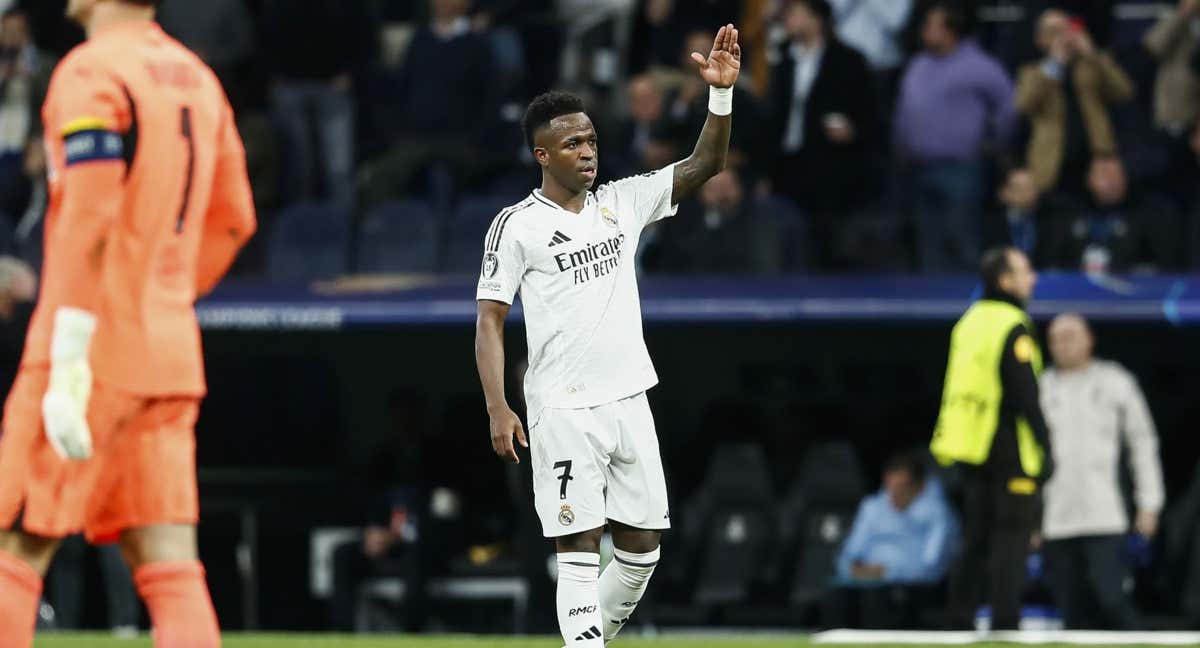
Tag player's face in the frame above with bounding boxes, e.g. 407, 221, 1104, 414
535, 112, 598, 194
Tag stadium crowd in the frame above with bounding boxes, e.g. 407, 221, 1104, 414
0, 0, 1196, 278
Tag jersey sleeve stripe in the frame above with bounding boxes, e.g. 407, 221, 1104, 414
485, 198, 534, 252
489, 203, 532, 252
485, 206, 518, 252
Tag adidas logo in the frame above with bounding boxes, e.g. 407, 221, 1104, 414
574, 625, 601, 640
548, 231, 572, 247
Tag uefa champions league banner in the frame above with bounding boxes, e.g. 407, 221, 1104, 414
195, 274, 1200, 330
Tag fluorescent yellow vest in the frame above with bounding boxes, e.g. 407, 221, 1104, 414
930, 300, 1046, 477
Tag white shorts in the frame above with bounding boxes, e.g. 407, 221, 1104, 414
529, 392, 671, 538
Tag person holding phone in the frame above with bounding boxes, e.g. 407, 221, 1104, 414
1015, 10, 1134, 198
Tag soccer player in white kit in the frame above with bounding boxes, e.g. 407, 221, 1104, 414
475, 24, 741, 647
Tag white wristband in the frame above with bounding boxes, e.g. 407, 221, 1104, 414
50, 307, 97, 362
708, 86, 733, 116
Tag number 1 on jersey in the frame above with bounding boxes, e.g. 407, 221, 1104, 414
176, 106, 195, 233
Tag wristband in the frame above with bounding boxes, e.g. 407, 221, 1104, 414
50, 307, 97, 362
709, 86, 733, 116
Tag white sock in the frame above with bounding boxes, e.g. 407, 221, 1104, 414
599, 547, 659, 642
557, 552, 603, 646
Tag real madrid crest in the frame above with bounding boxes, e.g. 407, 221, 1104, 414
600, 207, 618, 228
558, 504, 575, 526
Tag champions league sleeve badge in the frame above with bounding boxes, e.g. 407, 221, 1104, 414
482, 252, 500, 278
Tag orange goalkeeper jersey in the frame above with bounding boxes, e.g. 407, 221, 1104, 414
20, 20, 256, 396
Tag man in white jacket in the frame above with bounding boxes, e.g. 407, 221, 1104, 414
1040, 313, 1165, 629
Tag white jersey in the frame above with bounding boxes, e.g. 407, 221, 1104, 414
476, 164, 677, 424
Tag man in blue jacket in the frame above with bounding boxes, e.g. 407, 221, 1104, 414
825, 452, 959, 628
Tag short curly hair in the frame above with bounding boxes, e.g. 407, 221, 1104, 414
521, 91, 586, 153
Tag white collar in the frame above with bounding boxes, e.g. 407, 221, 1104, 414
532, 189, 596, 213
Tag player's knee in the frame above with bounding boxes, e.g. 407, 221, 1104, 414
609, 522, 661, 554
118, 524, 198, 568
0, 528, 61, 576
555, 526, 605, 554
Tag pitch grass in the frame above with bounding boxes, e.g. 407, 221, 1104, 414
29, 634, 1176, 648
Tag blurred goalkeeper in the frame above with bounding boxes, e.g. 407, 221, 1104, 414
0, 1, 255, 646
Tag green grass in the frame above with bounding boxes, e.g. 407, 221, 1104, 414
27, 634, 1178, 648
32, 636, 787, 648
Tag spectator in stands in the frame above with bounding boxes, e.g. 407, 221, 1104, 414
260, 0, 376, 210
1041, 313, 1165, 629
827, 0, 912, 112
828, 0, 911, 74
635, 0, 744, 73
996, 168, 1041, 259
0, 9, 50, 213
608, 74, 673, 180
359, 0, 498, 208
768, 0, 878, 270
642, 168, 781, 274
471, 0, 559, 96
1038, 156, 1179, 273
9, 134, 44, 271
1145, 0, 1200, 212
1016, 9, 1134, 201
394, 0, 495, 138
824, 452, 958, 629
155, 0, 256, 110
895, 1, 1015, 273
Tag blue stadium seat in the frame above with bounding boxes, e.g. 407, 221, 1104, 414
356, 201, 439, 273
267, 202, 349, 281
446, 195, 516, 274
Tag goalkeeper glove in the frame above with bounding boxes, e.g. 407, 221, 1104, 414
41, 307, 96, 460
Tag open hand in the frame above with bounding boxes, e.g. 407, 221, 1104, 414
690, 24, 742, 89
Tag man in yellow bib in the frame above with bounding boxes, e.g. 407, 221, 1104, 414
931, 246, 1054, 631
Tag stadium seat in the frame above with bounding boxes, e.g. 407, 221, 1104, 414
266, 202, 349, 281
446, 195, 516, 274
681, 444, 777, 609
776, 442, 867, 608
356, 200, 439, 273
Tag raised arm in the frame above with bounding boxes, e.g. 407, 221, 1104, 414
673, 24, 742, 203
476, 298, 526, 464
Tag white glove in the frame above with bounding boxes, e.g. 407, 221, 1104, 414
41, 307, 96, 461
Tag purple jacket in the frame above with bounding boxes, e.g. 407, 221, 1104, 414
894, 40, 1016, 162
